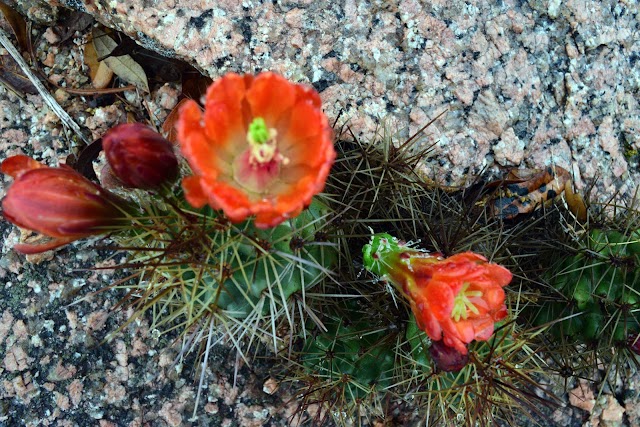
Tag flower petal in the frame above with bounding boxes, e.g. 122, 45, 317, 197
182, 176, 208, 208
199, 180, 252, 222
280, 102, 332, 167
246, 72, 296, 127
1, 155, 45, 178
14, 237, 76, 254
424, 280, 455, 320
177, 72, 335, 228
362, 234, 513, 356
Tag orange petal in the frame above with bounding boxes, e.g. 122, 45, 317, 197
182, 176, 208, 208
14, 237, 76, 254
293, 83, 322, 108
279, 164, 314, 184
201, 180, 252, 222
280, 101, 332, 166
485, 264, 513, 286
442, 332, 469, 355
204, 73, 248, 141
449, 319, 476, 344
1, 155, 45, 178
483, 286, 506, 308
448, 252, 487, 263
246, 72, 296, 127
413, 300, 443, 341
470, 319, 496, 341
178, 100, 229, 178
424, 280, 455, 321
254, 210, 288, 229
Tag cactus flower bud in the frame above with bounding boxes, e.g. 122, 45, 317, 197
363, 233, 512, 355
428, 339, 469, 372
1, 155, 128, 254
102, 123, 178, 189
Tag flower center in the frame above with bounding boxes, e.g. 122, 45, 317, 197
246, 117, 289, 166
450, 283, 483, 322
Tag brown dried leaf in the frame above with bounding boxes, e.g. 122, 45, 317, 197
92, 62, 114, 89
0, 59, 37, 95
92, 27, 149, 92
564, 181, 588, 222
83, 35, 100, 79
56, 11, 94, 44
0, 1, 29, 53
84, 36, 113, 89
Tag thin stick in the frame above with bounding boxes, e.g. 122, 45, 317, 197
0, 27, 90, 145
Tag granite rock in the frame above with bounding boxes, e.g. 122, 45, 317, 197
31, 0, 640, 202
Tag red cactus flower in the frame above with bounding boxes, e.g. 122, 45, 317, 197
102, 123, 178, 189
177, 72, 335, 229
363, 233, 512, 355
407, 252, 511, 355
1, 155, 128, 254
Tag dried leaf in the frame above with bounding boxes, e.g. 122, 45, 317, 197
92, 27, 149, 92
84, 36, 113, 89
92, 62, 114, 89
564, 181, 588, 222
0, 57, 37, 94
105, 32, 183, 83
0, 1, 29, 53
162, 98, 191, 143
56, 11, 94, 44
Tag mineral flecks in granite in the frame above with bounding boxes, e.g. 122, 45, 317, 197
0, 240, 294, 425
37, 0, 640, 203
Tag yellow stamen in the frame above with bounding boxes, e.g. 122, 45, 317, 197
247, 117, 285, 165
450, 283, 483, 322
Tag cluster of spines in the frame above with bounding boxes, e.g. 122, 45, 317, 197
101, 118, 640, 425
107, 187, 338, 358
279, 124, 565, 425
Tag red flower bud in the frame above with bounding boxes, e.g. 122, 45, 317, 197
628, 333, 640, 355
1, 155, 128, 254
428, 339, 469, 372
102, 123, 178, 189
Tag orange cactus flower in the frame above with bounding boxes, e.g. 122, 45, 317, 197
1, 155, 128, 254
176, 72, 335, 229
363, 233, 512, 355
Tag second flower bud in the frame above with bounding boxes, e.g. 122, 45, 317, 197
102, 123, 178, 190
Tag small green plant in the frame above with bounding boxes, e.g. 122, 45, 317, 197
110, 192, 337, 353
290, 300, 399, 425
534, 228, 640, 342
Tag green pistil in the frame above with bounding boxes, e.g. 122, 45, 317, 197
248, 117, 269, 144
246, 117, 283, 165
451, 283, 483, 322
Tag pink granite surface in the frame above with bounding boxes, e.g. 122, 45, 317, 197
37, 0, 640, 202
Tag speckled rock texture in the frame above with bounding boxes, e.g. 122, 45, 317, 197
42, 0, 640, 202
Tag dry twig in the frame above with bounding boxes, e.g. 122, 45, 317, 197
0, 27, 90, 145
